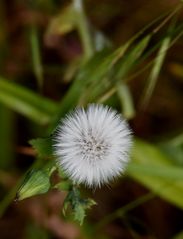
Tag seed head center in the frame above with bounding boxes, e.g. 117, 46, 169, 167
79, 132, 110, 161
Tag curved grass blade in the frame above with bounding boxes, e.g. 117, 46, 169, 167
30, 25, 43, 91
0, 77, 58, 125
127, 139, 183, 209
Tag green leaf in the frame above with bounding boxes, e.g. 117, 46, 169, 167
128, 163, 183, 180
17, 169, 51, 200
74, 204, 86, 225
63, 187, 96, 225
73, 197, 97, 225
159, 134, 183, 166
127, 139, 183, 209
29, 137, 53, 158
17, 160, 56, 201
0, 77, 58, 125
74, 197, 96, 225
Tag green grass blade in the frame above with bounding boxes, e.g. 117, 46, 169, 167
50, 45, 130, 129
127, 139, 183, 209
128, 163, 183, 180
0, 77, 58, 125
30, 25, 44, 90
159, 134, 183, 166
49, 5, 183, 130
73, 0, 94, 59
140, 27, 173, 109
116, 83, 135, 119
115, 35, 151, 80
87, 34, 151, 103
172, 231, 183, 239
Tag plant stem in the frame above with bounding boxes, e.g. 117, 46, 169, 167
30, 25, 44, 92
95, 192, 155, 229
73, 0, 93, 59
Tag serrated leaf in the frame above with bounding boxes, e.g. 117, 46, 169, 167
74, 204, 86, 225
75, 198, 96, 225
62, 187, 96, 225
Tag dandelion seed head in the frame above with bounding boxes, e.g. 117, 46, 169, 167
53, 104, 132, 188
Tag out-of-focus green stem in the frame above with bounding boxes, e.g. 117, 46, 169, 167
140, 17, 175, 110
153, 3, 182, 34
116, 82, 135, 119
96, 192, 155, 229
73, 0, 93, 59
0, 2, 15, 169
30, 25, 44, 91
0, 105, 14, 169
0, 0, 7, 70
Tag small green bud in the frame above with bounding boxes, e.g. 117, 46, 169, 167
17, 169, 51, 200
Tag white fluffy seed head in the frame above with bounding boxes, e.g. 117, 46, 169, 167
53, 104, 132, 188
